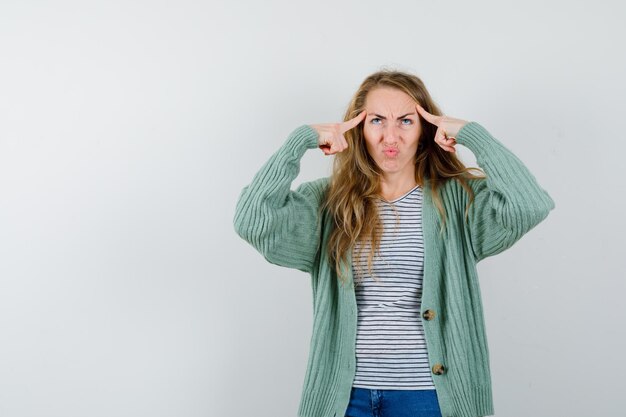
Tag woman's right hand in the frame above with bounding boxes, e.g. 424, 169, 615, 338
309, 110, 366, 156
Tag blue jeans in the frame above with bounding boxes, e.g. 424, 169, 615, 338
344, 387, 442, 417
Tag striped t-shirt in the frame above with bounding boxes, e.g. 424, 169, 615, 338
351, 184, 435, 390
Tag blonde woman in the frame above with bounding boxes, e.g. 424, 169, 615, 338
233, 70, 555, 417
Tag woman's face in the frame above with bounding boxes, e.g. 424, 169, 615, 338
363, 87, 422, 179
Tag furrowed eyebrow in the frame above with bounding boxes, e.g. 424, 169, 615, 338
368, 113, 415, 120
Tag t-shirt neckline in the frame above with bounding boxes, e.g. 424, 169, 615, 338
379, 184, 421, 204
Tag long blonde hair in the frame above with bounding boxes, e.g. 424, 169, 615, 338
320, 70, 486, 284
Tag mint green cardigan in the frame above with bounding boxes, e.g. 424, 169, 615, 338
233, 122, 555, 417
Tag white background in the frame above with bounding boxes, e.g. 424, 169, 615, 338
1, 1, 624, 416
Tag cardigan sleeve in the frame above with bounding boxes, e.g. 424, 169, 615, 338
455, 122, 556, 262
233, 125, 327, 274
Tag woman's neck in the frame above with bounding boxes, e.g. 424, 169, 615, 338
379, 173, 419, 202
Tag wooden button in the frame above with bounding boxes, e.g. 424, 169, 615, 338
422, 309, 436, 321
432, 363, 445, 375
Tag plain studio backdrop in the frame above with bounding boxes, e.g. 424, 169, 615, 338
0, 0, 624, 416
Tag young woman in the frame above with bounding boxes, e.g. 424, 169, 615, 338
233, 70, 555, 417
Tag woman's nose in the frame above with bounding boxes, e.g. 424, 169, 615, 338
383, 124, 399, 143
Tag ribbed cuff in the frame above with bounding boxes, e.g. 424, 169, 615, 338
454, 121, 499, 155
285, 124, 320, 152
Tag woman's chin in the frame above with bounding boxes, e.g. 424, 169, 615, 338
379, 161, 400, 173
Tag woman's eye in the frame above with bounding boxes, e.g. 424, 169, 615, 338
401, 118, 412, 125
371, 118, 382, 125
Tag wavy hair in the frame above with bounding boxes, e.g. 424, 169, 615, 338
319, 70, 486, 284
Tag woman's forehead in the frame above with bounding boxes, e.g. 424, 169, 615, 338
365, 87, 415, 114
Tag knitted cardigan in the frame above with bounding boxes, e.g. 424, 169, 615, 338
233, 122, 555, 417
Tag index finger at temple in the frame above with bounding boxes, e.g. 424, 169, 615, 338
340, 110, 366, 133
415, 103, 438, 125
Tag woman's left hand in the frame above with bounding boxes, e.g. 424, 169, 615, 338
415, 103, 469, 153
